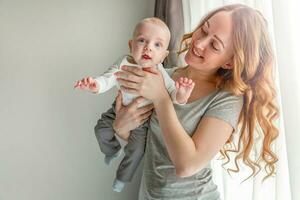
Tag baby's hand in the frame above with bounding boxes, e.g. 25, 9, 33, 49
175, 77, 195, 104
74, 77, 99, 93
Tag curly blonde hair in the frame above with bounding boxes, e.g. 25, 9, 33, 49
178, 4, 279, 180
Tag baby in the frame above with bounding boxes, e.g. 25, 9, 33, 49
74, 18, 194, 192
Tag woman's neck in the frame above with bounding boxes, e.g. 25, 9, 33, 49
185, 66, 217, 84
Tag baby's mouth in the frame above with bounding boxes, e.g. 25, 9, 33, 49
142, 54, 151, 60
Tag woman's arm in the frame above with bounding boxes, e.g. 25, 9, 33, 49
113, 91, 154, 141
116, 66, 234, 177
154, 96, 233, 177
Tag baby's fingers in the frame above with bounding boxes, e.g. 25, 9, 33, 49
175, 81, 180, 89
190, 82, 195, 88
87, 77, 95, 85
74, 81, 80, 88
179, 77, 184, 83
83, 77, 89, 86
74, 80, 86, 89
80, 77, 94, 88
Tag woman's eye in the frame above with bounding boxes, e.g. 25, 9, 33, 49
211, 41, 219, 51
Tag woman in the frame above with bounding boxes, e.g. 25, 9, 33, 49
112, 4, 279, 199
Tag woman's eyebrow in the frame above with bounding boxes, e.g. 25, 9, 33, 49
206, 21, 210, 28
214, 35, 225, 48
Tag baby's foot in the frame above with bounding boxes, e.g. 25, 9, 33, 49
175, 77, 195, 104
112, 179, 125, 192
104, 149, 122, 166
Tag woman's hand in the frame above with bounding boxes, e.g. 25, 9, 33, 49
113, 91, 154, 141
114, 66, 169, 103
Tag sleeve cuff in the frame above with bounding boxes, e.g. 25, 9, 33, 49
93, 77, 105, 94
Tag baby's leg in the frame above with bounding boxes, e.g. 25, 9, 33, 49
175, 77, 195, 104
94, 101, 121, 163
113, 122, 148, 192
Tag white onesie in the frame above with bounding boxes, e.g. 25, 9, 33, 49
94, 55, 181, 107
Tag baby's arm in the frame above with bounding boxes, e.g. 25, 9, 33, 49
92, 64, 119, 94
74, 57, 125, 94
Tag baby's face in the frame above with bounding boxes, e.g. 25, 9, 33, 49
129, 22, 170, 67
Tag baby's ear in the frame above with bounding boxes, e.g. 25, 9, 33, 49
160, 50, 169, 63
128, 40, 132, 52
163, 50, 169, 59
165, 50, 169, 58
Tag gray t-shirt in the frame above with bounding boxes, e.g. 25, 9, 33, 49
138, 67, 244, 200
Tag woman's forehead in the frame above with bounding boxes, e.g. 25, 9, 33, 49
206, 11, 233, 46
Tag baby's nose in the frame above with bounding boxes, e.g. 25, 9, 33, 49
144, 45, 152, 51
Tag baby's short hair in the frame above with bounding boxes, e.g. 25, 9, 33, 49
133, 17, 171, 42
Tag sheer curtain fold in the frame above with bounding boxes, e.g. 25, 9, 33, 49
180, 0, 294, 200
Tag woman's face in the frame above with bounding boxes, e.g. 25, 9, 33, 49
185, 11, 234, 73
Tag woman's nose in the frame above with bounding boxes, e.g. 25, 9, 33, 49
194, 38, 208, 51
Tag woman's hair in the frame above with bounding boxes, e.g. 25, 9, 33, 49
178, 4, 279, 180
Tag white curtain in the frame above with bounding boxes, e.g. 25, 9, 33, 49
182, 0, 299, 199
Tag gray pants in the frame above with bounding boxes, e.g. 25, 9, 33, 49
94, 101, 148, 182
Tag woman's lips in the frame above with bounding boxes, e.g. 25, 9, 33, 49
192, 47, 204, 59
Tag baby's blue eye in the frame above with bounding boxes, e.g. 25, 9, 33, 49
155, 43, 161, 48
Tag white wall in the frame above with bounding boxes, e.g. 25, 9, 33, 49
0, 1, 154, 199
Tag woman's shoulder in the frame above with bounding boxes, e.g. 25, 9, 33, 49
203, 89, 244, 131
215, 89, 243, 98
212, 89, 244, 105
